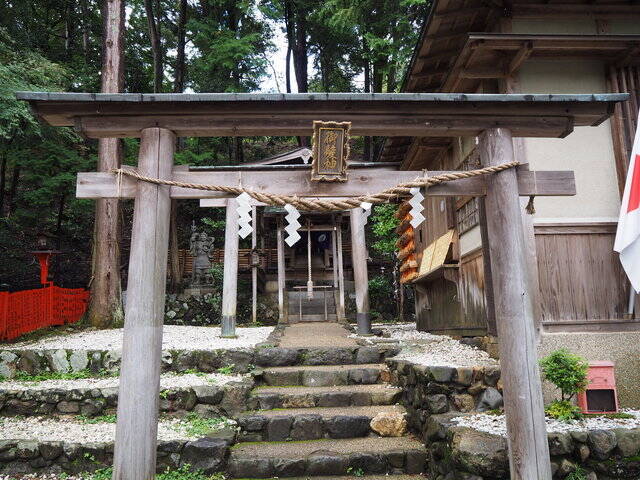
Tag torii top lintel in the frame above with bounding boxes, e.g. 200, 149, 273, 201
16, 91, 628, 139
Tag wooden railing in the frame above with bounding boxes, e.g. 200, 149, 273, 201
0, 286, 89, 341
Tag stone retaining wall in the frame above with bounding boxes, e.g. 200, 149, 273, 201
0, 429, 236, 477
426, 414, 640, 480
0, 346, 399, 379
0, 379, 253, 418
387, 358, 640, 480
386, 358, 503, 442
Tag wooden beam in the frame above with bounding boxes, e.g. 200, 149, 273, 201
350, 208, 371, 334
480, 128, 552, 480
412, 65, 451, 79
459, 66, 508, 79
417, 47, 465, 63
221, 198, 239, 337
511, 4, 640, 19
74, 114, 580, 138
78, 168, 577, 200
336, 217, 346, 320
508, 41, 534, 74
251, 205, 257, 324
331, 225, 340, 319
277, 223, 286, 322
113, 127, 174, 480
432, 5, 492, 20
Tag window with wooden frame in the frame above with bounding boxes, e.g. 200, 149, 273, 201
455, 147, 481, 234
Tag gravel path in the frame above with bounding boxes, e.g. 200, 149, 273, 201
355, 323, 498, 368
5, 325, 273, 351
0, 415, 236, 442
452, 410, 640, 436
0, 371, 242, 391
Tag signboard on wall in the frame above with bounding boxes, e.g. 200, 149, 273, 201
311, 121, 350, 182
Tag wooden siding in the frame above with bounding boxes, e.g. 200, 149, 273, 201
416, 223, 640, 335
415, 249, 488, 336
535, 224, 640, 325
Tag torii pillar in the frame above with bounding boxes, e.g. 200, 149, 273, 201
221, 198, 239, 337
480, 128, 552, 480
350, 208, 371, 335
113, 127, 174, 479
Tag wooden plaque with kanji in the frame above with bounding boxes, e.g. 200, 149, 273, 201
311, 121, 350, 182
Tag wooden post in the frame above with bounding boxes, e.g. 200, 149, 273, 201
336, 218, 346, 321
251, 206, 257, 324
113, 127, 175, 480
331, 227, 339, 316
479, 128, 552, 480
276, 222, 286, 322
350, 208, 371, 334
221, 198, 239, 337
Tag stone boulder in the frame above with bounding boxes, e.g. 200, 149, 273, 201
370, 411, 407, 437
450, 427, 509, 478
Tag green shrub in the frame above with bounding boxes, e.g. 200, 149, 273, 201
83, 465, 223, 480
545, 399, 583, 422
565, 465, 588, 480
539, 348, 588, 402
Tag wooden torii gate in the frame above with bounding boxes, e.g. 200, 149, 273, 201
17, 92, 627, 480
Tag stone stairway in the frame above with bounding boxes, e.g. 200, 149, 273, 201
230, 359, 427, 478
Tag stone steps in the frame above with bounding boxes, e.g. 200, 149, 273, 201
259, 364, 386, 387
0, 374, 252, 418
231, 476, 425, 480
237, 405, 406, 442
228, 436, 427, 478
247, 384, 401, 410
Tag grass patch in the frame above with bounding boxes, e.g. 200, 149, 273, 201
174, 412, 235, 437
76, 414, 117, 424
81, 465, 224, 480
0, 368, 115, 383
217, 364, 235, 375
584, 412, 635, 420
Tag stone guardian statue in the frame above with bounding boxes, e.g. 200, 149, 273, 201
189, 223, 214, 286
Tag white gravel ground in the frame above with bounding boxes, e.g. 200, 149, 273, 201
4, 325, 274, 351
0, 371, 242, 391
0, 415, 236, 443
355, 323, 498, 368
452, 410, 640, 436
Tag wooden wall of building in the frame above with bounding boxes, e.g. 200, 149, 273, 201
414, 222, 640, 335
535, 223, 640, 331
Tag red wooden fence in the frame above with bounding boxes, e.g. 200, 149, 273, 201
0, 286, 89, 341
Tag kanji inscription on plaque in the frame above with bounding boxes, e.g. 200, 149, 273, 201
311, 121, 350, 182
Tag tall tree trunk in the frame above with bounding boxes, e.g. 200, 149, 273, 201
285, 45, 292, 93
6, 163, 20, 217
235, 137, 244, 164
292, 8, 308, 93
56, 193, 66, 249
0, 154, 6, 215
168, 0, 188, 292
88, 0, 125, 328
80, 0, 89, 59
173, 0, 187, 94
144, 0, 162, 92
363, 36, 372, 162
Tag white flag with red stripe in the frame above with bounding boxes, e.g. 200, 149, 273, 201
615, 112, 640, 293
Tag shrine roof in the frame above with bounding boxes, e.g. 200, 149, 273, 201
15, 91, 628, 139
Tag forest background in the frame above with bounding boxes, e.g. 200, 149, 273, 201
0, 0, 427, 321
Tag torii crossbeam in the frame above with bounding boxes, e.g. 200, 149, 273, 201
17, 91, 627, 480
